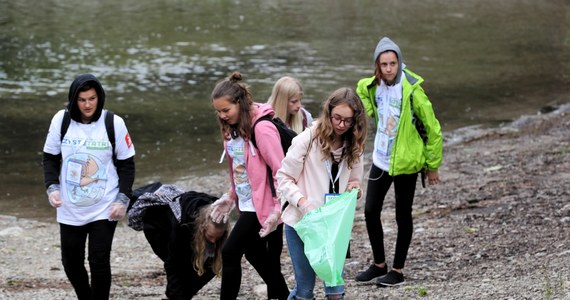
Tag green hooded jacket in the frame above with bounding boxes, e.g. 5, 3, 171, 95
356, 68, 443, 175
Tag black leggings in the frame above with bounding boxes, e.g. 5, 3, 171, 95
60, 220, 117, 300
363, 165, 417, 269
220, 212, 289, 300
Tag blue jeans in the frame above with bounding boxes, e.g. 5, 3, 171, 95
285, 225, 344, 300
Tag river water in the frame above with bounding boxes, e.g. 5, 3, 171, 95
1, 0, 568, 221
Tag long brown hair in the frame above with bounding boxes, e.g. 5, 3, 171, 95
191, 205, 230, 276
374, 54, 383, 85
211, 71, 254, 140
314, 87, 367, 168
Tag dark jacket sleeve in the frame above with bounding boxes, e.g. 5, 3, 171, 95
115, 156, 135, 198
43, 152, 62, 189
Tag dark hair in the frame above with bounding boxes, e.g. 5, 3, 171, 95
78, 82, 96, 93
211, 72, 254, 140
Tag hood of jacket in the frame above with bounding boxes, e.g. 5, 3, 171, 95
218, 102, 275, 162
67, 73, 106, 123
251, 102, 275, 125
178, 191, 218, 224
373, 37, 404, 85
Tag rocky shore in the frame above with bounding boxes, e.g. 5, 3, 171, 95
1, 104, 569, 300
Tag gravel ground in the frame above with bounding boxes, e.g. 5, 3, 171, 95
1, 104, 569, 300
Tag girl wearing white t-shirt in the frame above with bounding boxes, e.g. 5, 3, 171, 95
42, 73, 135, 299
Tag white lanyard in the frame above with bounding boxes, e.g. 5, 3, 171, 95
325, 158, 344, 194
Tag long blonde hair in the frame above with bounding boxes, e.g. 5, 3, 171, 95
314, 87, 367, 168
267, 76, 305, 134
191, 205, 229, 276
211, 71, 255, 140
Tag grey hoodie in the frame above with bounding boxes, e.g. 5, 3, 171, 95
373, 37, 404, 84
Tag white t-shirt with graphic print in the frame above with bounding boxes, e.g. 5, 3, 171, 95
226, 136, 255, 212
373, 79, 403, 172
43, 109, 135, 225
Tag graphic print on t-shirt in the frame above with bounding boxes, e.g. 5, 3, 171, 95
227, 137, 254, 212
64, 152, 107, 207
375, 93, 401, 157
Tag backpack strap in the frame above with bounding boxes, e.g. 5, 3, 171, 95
250, 115, 278, 198
60, 110, 71, 143
409, 92, 427, 188
266, 166, 276, 198
250, 115, 272, 150
105, 111, 117, 163
60, 110, 116, 163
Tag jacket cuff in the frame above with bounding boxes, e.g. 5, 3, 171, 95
291, 191, 305, 207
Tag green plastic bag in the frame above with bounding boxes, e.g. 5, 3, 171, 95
293, 189, 358, 286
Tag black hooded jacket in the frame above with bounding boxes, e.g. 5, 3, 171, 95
67, 73, 106, 123
42, 74, 135, 198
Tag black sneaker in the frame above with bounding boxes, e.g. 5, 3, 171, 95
355, 264, 387, 282
376, 270, 405, 286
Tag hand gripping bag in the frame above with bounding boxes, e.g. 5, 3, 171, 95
293, 189, 358, 286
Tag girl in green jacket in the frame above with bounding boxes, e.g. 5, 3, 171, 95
354, 37, 443, 286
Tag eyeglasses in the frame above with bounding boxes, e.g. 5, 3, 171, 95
330, 114, 354, 126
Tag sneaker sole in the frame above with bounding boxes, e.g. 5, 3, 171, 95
354, 277, 384, 284
377, 281, 405, 287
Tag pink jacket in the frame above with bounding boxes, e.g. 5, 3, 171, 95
224, 103, 284, 226
276, 124, 364, 226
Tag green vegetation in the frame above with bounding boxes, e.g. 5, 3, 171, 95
417, 287, 428, 296
463, 226, 479, 234
543, 267, 568, 299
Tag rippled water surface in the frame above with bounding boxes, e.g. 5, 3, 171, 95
1, 0, 568, 220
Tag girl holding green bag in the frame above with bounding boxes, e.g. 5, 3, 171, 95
276, 87, 367, 300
